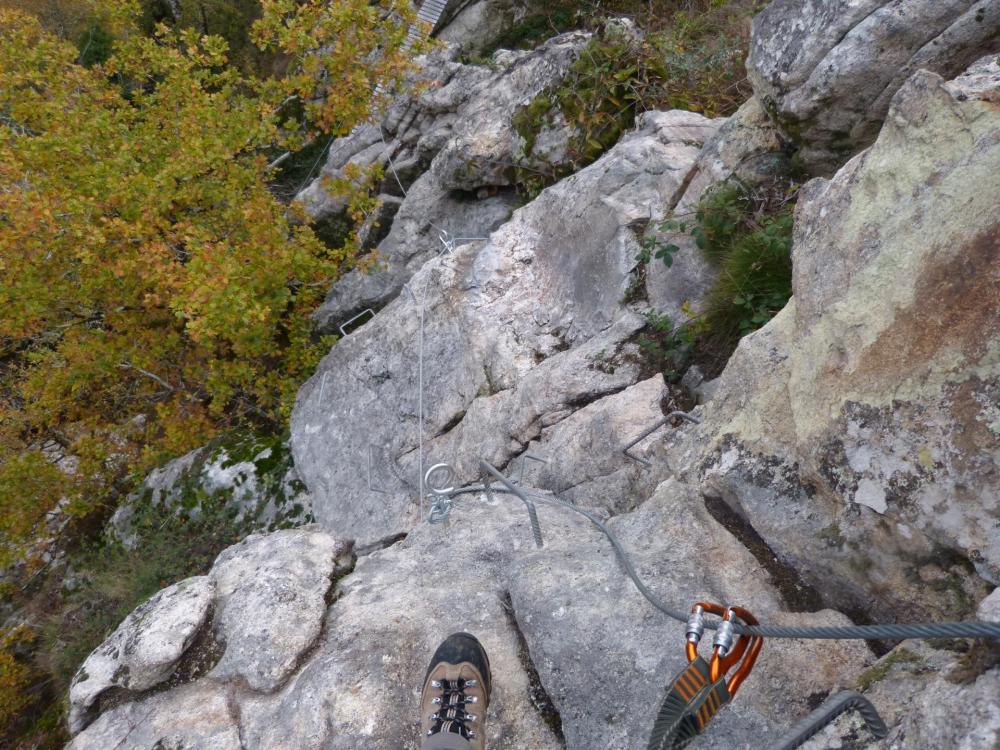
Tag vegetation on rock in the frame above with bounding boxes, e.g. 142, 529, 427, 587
509, 0, 761, 197
638, 178, 798, 379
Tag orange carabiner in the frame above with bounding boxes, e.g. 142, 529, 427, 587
685, 601, 763, 697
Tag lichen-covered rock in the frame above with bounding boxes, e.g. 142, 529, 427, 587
110, 433, 313, 548
291, 109, 719, 547
796, 636, 1000, 750
673, 59, 1000, 622
68, 576, 214, 733
209, 527, 353, 692
748, 0, 1000, 173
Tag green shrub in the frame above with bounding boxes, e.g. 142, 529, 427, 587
703, 207, 793, 339
636, 310, 700, 381
640, 178, 797, 375
509, 1, 761, 197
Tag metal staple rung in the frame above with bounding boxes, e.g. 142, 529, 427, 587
772, 690, 888, 750
338, 308, 376, 337
622, 411, 701, 467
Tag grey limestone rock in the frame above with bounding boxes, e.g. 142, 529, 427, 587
516, 374, 676, 515
71, 483, 874, 749
436, 0, 542, 54
428, 32, 591, 191
748, 0, 1000, 174
291, 109, 719, 547
209, 527, 354, 692
297, 33, 589, 224
508, 478, 874, 749
310, 169, 519, 333
67, 680, 242, 750
68, 575, 215, 733
644, 101, 774, 319
301, 34, 591, 332
796, 637, 1000, 750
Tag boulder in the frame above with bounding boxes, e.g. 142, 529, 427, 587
436, 0, 542, 55
68, 576, 215, 733
67, 681, 242, 750
428, 32, 591, 191
209, 528, 354, 692
748, 0, 1000, 173
672, 58, 1000, 623
291, 109, 720, 547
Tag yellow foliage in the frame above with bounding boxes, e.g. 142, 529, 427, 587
0, 2, 417, 566
0, 626, 38, 729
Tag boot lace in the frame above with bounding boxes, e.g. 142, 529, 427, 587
428, 678, 479, 739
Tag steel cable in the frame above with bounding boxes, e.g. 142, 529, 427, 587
474, 460, 1000, 641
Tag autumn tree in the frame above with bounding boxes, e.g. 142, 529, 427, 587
0, 0, 422, 571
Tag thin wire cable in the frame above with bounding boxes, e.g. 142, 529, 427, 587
473, 460, 1000, 641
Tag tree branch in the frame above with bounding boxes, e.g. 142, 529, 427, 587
118, 361, 174, 392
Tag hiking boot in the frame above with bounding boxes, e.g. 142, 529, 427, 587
420, 632, 492, 750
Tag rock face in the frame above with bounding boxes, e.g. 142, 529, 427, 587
797, 636, 1000, 750
71, 11, 1000, 750
291, 109, 721, 547
748, 0, 1000, 173
299, 34, 590, 332
208, 529, 353, 692
675, 58, 1000, 623
70, 482, 875, 750
68, 576, 215, 733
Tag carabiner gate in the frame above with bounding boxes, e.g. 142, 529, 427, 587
647, 602, 764, 750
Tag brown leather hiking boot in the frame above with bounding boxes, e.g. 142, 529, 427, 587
420, 632, 492, 750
